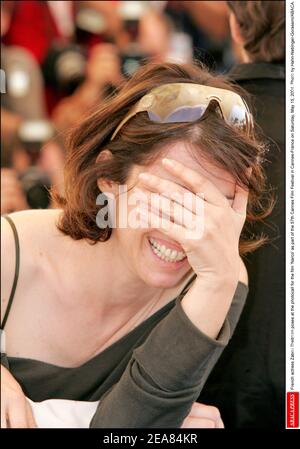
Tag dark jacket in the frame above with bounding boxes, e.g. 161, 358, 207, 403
198, 62, 285, 428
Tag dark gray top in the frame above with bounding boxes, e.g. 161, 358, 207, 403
1, 281, 247, 428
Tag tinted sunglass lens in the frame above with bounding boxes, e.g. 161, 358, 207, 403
148, 106, 207, 123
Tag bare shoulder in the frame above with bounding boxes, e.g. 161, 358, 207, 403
239, 257, 248, 287
1, 209, 63, 323
2, 208, 62, 234
1, 209, 63, 258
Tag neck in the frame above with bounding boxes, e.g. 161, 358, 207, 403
61, 233, 165, 315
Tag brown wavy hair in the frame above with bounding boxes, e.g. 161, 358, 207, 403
52, 61, 273, 254
227, 0, 285, 63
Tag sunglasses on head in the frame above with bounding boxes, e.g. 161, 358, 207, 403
110, 82, 253, 140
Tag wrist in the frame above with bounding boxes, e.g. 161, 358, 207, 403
195, 272, 239, 292
181, 274, 239, 339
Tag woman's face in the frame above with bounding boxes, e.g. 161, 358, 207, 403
109, 141, 236, 289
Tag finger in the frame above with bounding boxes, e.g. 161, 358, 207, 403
1, 202, 15, 214
2, 197, 27, 213
137, 203, 201, 239
181, 417, 216, 428
13, 198, 28, 211
1, 168, 16, 176
8, 190, 26, 202
188, 403, 222, 423
1, 187, 23, 196
138, 173, 196, 213
138, 196, 201, 230
161, 158, 228, 207
216, 417, 225, 428
7, 397, 30, 428
1, 179, 20, 189
134, 186, 203, 225
231, 182, 249, 215
137, 191, 176, 218
137, 205, 187, 241
1, 177, 24, 192
25, 400, 37, 428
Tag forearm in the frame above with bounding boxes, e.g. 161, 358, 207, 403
181, 275, 238, 340
90, 282, 248, 428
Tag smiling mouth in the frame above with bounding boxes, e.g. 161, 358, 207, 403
148, 237, 187, 263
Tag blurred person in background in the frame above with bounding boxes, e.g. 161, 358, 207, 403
1, 0, 46, 131
199, 0, 285, 428
2, 1, 125, 113
1, 0, 65, 215
2, 1, 232, 132
1, 2, 46, 120
163, 1, 231, 70
51, 42, 124, 132
1, 128, 66, 214
2, 0, 73, 113
1, 139, 29, 214
2, 1, 233, 121
1, 1, 179, 213
51, 3, 175, 131
59, 0, 233, 128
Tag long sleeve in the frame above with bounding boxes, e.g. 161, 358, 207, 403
90, 282, 248, 428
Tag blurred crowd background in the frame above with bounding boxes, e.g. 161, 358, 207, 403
1, 0, 247, 214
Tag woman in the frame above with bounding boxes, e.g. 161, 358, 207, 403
1, 62, 269, 428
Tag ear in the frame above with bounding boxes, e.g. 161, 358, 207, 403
229, 12, 244, 46
96, 149, 118, 194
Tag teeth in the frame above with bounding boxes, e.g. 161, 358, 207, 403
149, 238, 186, 263
170, 250, 177, 260
165, 248, 171, 257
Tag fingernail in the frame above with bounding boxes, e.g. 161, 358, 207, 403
162, 158, 176, 167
